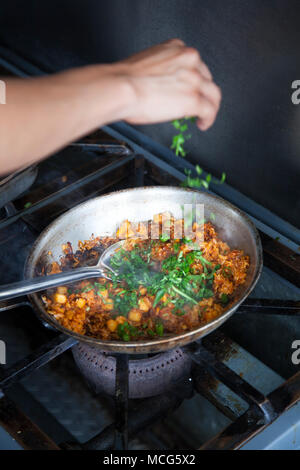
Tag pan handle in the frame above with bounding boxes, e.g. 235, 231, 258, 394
0, 267, 106, 301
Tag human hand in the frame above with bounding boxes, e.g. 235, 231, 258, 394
116, 39, 221, 131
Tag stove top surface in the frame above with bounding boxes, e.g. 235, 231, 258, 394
0, 128, 299, 450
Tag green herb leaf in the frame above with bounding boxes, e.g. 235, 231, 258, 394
159, 233, 170, 242
220, 293, 229, 304
153, 289, 166, 308
155, 323, 164, 337
171, 285, 198, 305
81, 285, 93, 293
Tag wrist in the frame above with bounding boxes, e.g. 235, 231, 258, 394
105, 63, 138, 122
61, 63, 137, 127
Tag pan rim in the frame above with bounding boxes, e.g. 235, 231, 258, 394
25, 186, 263, 353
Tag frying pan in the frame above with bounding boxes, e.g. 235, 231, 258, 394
23, 186, 262, 354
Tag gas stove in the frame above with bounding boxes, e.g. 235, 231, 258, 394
0, 126, 299, 451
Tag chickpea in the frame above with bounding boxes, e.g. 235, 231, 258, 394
128, 309, 142, 322
116, 316, 126, 324
139, 286, 147, 296
100, 289, 109, 299
54, 293, 66, 304
107, 319, 117, 332
138, 297, 152, 312
76, 298, 86, 309
103, 298, 114, 311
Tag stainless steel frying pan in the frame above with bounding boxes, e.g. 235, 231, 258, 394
23, 186, 262, 354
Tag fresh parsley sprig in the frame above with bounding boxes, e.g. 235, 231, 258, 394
170, 118, 226, 190
181, 166, 226, 190
171, 117, 196, 157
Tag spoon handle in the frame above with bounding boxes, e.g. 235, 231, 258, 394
0, 267, 105, 300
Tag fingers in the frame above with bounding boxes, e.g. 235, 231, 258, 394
174, 46, 213, 80
199, 78, 222, 111
178, 68, 221, 119
197, 79, 221, 129
198, 61, 212, 81
119, 39, 221, 129
175, 47, 219, 129
122, 38, 186, 68
190, 93, 221, 131
162, 38, 186, 48
171, 45, 220, 129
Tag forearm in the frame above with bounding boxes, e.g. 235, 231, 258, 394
0, 40, 221, 175
0, 65, 132, 174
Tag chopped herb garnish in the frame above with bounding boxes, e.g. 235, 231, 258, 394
155, 323, 164, 337
109, 240, 216, 317
171, 117, 195, 157
159, 233, 170, 242
153, 289, 166, 308
171, 286, 198, 305
220, 293, 229, 304
94, 282, 106, 291
173, 242, 180, 253
117, 321, 140, 341
81, 285, 93, 292
222, 266, 232, 278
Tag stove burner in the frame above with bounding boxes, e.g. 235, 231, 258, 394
72, 343, 192, 398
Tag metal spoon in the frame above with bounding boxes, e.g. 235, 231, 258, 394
0, 240, 124, 300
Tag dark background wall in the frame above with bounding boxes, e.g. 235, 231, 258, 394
0, 0, 299, 227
